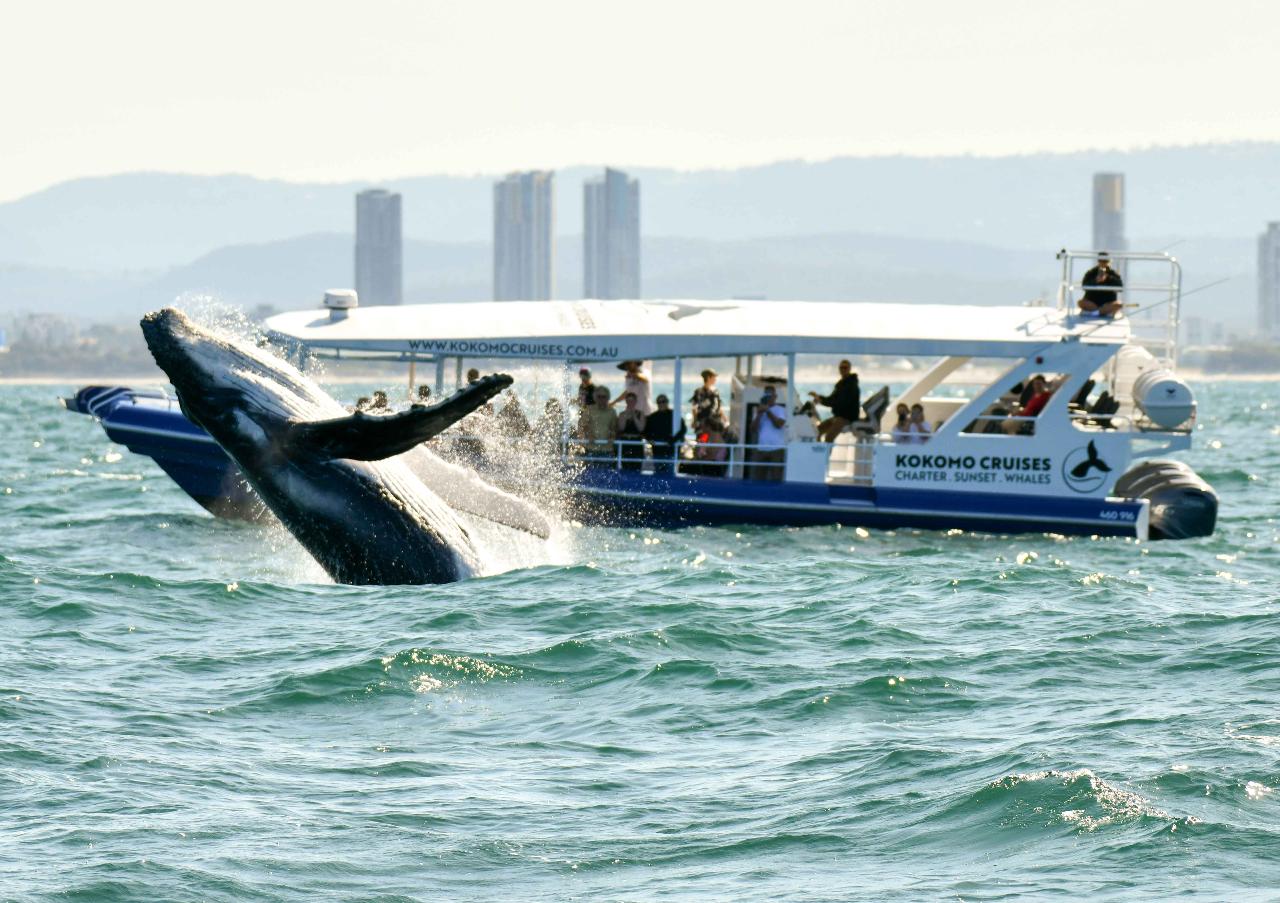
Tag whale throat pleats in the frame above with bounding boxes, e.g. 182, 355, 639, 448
287, 374, 513, 462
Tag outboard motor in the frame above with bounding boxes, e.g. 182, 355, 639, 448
1114, 459, 1217, 540
1132, 369, 1195, 429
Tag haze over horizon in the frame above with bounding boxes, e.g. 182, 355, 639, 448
5, 0, 1279, 202
11, 137, 1277, 203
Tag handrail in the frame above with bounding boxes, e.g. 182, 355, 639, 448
1055, 248, 1182, 368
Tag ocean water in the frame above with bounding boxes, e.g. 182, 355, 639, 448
2, 380, 1278, 901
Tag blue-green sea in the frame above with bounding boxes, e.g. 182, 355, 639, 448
2, 380, 1279, 901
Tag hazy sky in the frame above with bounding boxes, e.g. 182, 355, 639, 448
4, 0, 1278, 201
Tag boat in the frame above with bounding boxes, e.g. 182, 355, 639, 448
67, 250, 1217, 540
64, 385, 268, 520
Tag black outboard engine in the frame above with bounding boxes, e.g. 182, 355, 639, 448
1114, 459, 1218, 540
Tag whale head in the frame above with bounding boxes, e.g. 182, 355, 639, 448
141, 307, 341, 459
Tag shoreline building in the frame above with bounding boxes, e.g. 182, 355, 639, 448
584, 168, 640, 299
1258, 222, 1280, 340
1092, 173, 1126, 255
494, 171, 555, 301
354, 189, 402, 306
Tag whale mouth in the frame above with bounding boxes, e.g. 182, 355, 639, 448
141, 307, 206, 377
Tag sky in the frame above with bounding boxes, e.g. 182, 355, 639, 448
3, 0, 1279, 202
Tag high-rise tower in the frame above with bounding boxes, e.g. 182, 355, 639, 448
584, 168, 640, 299
354, 189, 402, 306
1092, 173, 1126, 255
1258, 222, 1280, 340
493, 171, 555, 301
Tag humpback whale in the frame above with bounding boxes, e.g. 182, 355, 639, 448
140, 307, 540, 585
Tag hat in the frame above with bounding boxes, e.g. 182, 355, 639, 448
701, 368, 717, 379
579, 367, 591, 376
1098, 251, 1111, 261
616, 360, 640, 370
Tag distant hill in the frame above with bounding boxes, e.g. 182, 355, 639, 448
0, 230, 1253, 330
3, 143, 1280, 272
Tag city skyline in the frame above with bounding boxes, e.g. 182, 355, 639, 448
0, 144, 1272, 337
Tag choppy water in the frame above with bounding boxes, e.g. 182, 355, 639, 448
2, 380, 1278, 901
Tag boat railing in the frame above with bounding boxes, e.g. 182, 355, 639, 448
570, 438, 791, 480
433, 431, 879, 483
826, 434, 876, 484
1055, 249, 1182, 368
72, 385, 177, 419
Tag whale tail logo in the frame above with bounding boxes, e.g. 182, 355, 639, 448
1069, 440, 1111, 479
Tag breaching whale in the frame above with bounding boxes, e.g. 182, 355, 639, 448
140, 307, 542, 585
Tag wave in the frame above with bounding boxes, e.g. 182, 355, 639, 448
944, 768, 1197, 835
217, 647, 526, 712
1195, 467, 1259, 486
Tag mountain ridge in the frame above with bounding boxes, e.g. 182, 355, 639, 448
4, 142, 1279, 271
0, 229, 1252, 329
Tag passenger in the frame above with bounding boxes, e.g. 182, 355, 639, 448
1011, 373, 1051, 407
416, 385, 431, 403
1003, 374, 1053, 435
353, 396, 371, 412
582, 385, 618, 462
369, 390, 389, 412
612, 360, 653, 415
466, 367, 481, 385
891, 402, 911, 442
1020, 379, 1055, 418
616, 391, 647, 471
690, 368, 722, 433
694, 413, 730, 477
750, 385, 787, 481
809, 359, 861, 442
904, 403, 933, 443
575, 367, 596, 408
643, 394, 687, 475
1079, 252, 1124, 318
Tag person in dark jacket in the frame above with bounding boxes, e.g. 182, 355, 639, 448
809, 360, 860, 442
643, 394, 687, 474
1079, 252, 1123, 317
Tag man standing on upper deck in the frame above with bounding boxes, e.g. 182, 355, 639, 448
810, 360, 860, 442
1079, 252, 1124, 318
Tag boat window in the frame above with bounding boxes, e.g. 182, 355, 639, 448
962, 371, 1066, 437
883, 356, 1018, 439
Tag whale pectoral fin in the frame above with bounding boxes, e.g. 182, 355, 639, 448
289, 374, 514, 461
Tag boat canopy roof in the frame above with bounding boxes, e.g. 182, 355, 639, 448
264, 299, 1130, 362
